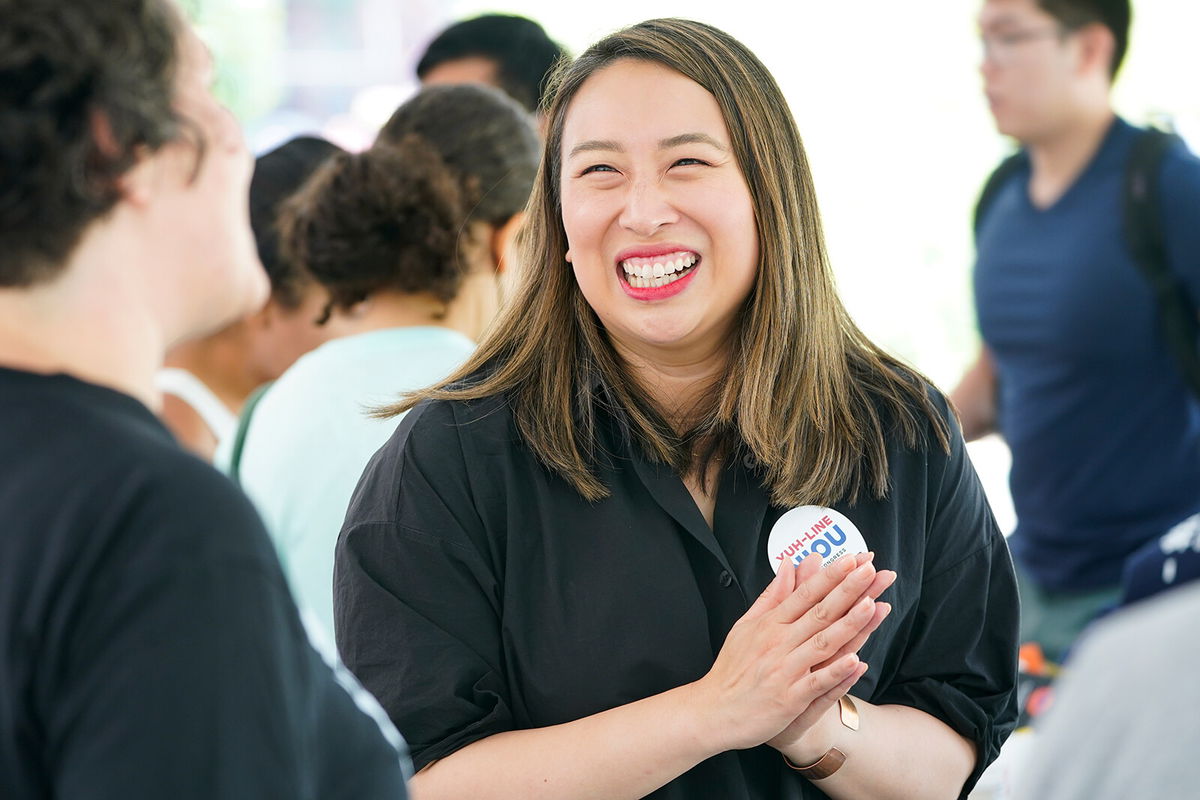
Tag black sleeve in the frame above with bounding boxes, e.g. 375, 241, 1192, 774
872, 399, 1019, 798
48, 459, 409, 800
335, 401, 513, 771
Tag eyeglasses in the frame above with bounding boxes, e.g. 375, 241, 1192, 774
979, 26, 1067, 65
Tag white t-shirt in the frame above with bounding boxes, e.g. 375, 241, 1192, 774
1016, 584, 1200, 799
156, 367, 237, 446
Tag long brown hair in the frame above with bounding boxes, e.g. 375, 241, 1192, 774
385, 18, 948, 506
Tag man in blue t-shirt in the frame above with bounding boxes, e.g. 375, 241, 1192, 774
953, 0, 1200, 663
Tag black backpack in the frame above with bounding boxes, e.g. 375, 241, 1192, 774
974, 128, 1200, 398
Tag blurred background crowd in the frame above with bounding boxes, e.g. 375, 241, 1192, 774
5, 1, 1199, 798
188, 0, 1200, 532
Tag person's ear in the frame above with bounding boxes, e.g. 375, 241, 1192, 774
104, 108, 156, 208
490, 211, 526, 275
1074, 22, 1115, 80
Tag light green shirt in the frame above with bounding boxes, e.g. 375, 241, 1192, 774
235, 326, 475, 636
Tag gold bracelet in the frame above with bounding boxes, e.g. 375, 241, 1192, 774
838, 695, 860, 730
783, 696, 859, 780
784, 747, 846, 780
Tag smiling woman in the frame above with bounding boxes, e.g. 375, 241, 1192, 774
562, 60, 758, 377
335, 17, 1020, 800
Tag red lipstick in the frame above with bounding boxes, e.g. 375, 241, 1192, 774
614, 244, 701, 302
615, 243, 696, 262
620, 267, 699, 301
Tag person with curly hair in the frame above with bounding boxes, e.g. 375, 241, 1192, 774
0, 1, 410, 796
233, 84, 540, 636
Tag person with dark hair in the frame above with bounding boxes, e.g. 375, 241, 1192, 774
336, 18, 1019, 800
375, 82, 539, 296
0, 1, 410, 796
952, 0, 1200, 663
234, 84, 539, 636
160, 135, 345, 461
417, 13, 566, 114
378, 84, 539, 265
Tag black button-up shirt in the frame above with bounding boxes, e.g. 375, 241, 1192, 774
335, 391, 1018, 799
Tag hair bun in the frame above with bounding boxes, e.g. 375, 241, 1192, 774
279, 134, 470, 313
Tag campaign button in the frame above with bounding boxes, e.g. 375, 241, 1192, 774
766, 506, 868, 574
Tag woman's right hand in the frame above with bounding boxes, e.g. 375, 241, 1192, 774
689, 553, 891, 752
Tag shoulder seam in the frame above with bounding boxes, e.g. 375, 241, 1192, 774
922, 532, 1002, 585
341, 519, 478, 558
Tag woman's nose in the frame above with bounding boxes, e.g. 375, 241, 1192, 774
618, 179, 679, 237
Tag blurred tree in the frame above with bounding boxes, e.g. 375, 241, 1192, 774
180, 0, 287, 122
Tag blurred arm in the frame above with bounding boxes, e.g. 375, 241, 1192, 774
949, 347, 998, 442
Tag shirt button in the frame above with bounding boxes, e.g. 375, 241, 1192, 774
719, 571, 734, 588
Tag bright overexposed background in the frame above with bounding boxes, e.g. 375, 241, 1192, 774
188, 0, 1200, 533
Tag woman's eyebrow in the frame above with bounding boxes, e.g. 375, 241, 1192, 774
568, 139, 623, 159
659, 133, 726, 151
567, 133, 727, 160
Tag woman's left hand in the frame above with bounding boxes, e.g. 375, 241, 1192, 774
766, 554, 894, 761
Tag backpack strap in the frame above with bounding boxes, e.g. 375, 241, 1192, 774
974, 150, 1028, 235
1124, 128, 1200, 399
228, 380, 273, 485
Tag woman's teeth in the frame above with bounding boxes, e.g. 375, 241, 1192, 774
620, 252, 698, 289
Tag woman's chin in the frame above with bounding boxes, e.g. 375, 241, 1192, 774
608, 318, 717, 357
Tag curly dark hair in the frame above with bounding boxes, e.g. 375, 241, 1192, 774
0, 0, 185, 286
278, 135, 468, 318
416, 14, 566, 113
376, 83, 539, 229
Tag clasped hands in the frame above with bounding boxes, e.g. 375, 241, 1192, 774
691, 552, 894, 762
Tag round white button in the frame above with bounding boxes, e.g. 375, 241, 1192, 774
766, 506, 868, 574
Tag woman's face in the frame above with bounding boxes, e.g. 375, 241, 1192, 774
559, 59, 758, 363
